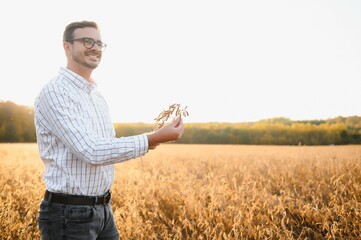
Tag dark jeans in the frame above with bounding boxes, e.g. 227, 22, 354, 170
38, 199, 119, 240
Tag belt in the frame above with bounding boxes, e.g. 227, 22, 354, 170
44, 190, 111, 205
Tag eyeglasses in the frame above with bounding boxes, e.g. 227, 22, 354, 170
67, 37, 107, 51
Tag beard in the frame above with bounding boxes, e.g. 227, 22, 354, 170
72, 49, 102, 69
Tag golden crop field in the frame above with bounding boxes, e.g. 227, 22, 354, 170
0, 143, 360, 239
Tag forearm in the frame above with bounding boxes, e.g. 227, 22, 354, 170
74, 134, 149, 165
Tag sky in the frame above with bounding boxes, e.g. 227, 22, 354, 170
1, 0, 360, 123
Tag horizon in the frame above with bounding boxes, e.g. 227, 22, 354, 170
1, 98, 359, 124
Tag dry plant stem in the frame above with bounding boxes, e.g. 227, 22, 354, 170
1, 144, 361, 239
154, 103, 189, 130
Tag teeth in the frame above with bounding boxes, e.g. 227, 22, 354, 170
87, 54, 99, 59
86, 52, 99, 58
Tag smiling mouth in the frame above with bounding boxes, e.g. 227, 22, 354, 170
85, 51, 101, 59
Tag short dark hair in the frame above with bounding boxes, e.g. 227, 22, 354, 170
63, 21, 99, 42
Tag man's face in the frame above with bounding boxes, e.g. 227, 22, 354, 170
66, 27, 104, 70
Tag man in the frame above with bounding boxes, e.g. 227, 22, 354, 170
34, 20, 184, 240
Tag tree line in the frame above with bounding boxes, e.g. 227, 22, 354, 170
1, 101, 360, 145
0, 101, 36, 142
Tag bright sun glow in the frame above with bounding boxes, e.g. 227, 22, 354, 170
1, 0, 360, 123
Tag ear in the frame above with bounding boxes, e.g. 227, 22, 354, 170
63, 41, 71, 56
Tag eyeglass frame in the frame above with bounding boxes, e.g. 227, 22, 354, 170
67, 37, 107, 51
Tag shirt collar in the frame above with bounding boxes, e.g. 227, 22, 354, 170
59, 67, 97, 93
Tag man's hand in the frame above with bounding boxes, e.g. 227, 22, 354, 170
147, 116, 184, 150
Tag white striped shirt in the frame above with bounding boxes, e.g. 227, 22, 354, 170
34, 67, 148, 196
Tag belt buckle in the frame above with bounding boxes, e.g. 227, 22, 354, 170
104, 191, 111, 204
94, 193, 108, 205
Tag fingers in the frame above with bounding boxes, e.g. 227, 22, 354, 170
171, 116, 181, 125
149, 143, 159, 150
178, 118, 184, 136
174, 116, 182, 128
147, 116, 184, 149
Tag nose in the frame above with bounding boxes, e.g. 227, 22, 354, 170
91, 43, 101, 51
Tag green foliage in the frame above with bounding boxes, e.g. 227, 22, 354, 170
116, 120, 358, 145
114, 122, 154, 137
1, 101, 360, 145
0, 101, 36, 142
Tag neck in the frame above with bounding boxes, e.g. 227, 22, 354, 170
67, 64, 93, 82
